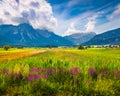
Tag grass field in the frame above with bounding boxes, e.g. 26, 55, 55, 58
0, 48, 46, 62
0, 48, 120, 95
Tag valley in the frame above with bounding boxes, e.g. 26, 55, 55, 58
0, 47, 120, 95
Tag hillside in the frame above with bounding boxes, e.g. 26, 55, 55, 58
64, 32, 96, 45
0, 23, 73, 47
83, 28, 120, 45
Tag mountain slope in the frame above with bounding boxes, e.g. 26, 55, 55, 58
83, 28, 120, 45
0, 23, 73, 46
64, 32, 96, 45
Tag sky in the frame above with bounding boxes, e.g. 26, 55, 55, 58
0, 0, 120, 36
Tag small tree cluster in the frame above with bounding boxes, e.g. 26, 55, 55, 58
78, 45, 84, 49
3, 45, 11, 51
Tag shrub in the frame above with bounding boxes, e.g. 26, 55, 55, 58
78, 45, 84, 49
3, 45, 11, 51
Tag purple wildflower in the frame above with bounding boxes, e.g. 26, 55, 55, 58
88, 68, 96, 75
30, 67, 39, 73
28, 74, 34, 82
28, 74, 40, 81
42, 75, 47, 80
115, 70, 120, 78
3, 69, 9, 74
39, 68, 45, 73
70, 68, 81, 76
47, 68, 57, 76
34, 74, 40, 80
47, 68, 52, 73
101, 69, 109, 77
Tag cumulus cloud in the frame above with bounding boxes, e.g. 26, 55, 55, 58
64, 11, 104, 36
0, 0, 57, 31
64, 18, 96, 35
85, 15, 97, 32
85, 11, 103, 32
65, 15, 98, 35
64, 22, 83, 36
108, 4, 120, 20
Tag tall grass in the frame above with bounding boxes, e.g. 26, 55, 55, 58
0, 48, 120, 95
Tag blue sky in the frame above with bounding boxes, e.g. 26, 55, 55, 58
0, 0, 120, 36
47, 0, 120, 36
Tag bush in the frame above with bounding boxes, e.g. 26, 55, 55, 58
78, 45, 84, 49
3, 45, 11, 51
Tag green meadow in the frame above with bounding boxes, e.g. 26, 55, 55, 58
0, 48, 120, 95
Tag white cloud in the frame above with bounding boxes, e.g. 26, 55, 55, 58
64, 16, 96, 36
94, 4, 120, 34
0, 0, 57, 31
63, 11, 104, 36
64, 22, 83, 36
85, 15, 98, 32
64, 13, 100, 36
108, 4, 120, 20
85, 11, 104, 32
55, 11, 94, 36
95, 18, 120, 34
67, 0, 84, 8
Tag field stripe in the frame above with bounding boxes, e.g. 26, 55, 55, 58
0, 50, 46, 62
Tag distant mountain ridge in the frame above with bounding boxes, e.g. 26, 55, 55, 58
83, 28, 120, 45
0, 23, 120, 47
64, 32, 96, 45
0, 23, 73, 47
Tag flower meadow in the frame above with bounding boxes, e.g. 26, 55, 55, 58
0, 48, 120, 95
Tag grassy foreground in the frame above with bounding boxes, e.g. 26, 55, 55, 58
0, 48, 120, 95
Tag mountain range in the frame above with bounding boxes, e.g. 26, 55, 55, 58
0, 23, 73, 47
83, 28, 120, 45
0, 23, 120, 47
65, 32, 96, 45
